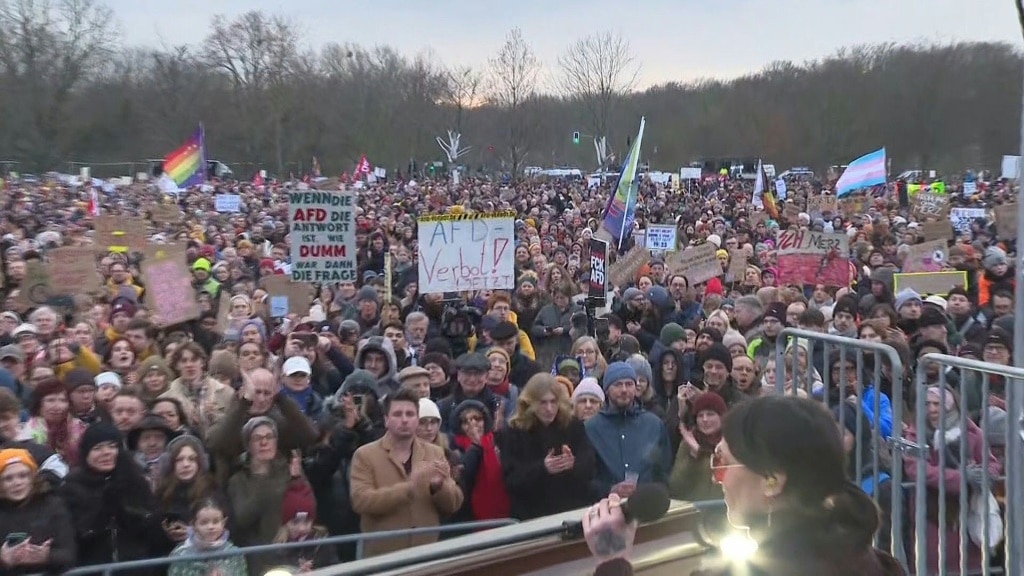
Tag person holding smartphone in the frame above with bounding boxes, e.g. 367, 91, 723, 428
0, 448, 76, 573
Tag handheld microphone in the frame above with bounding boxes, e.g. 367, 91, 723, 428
561, 483, 671, 540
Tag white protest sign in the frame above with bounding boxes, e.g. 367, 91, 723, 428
962, 181, 977, 196
215, 194, 241, 213
775, 178, 787, 200
644, 224, 677, 252
288, 190, 358, 283
679, 167, 702, 180
417, 211, 515, 292
949, 208, 986, 233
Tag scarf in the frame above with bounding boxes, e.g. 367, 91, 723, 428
488, 377, 510, 398
453, 432, 510, 521
281, 386, 315, 414
695, 429, 722, 457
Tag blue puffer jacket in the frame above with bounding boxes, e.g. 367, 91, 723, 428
584, 403, 672, 497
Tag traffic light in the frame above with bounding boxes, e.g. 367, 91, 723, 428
572, 131, 580, 144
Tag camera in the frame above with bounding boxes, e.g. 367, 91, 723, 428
440, 301, 482, 357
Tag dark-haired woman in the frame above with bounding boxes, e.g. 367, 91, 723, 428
155, 435, 224, 546
583, 395, 905, 576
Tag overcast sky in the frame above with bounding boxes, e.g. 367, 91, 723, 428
110, 0, 1021, 87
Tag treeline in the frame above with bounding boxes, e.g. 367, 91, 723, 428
0, 2, 1019, 177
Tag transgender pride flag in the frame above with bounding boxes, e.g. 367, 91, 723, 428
835, 147, 887, 197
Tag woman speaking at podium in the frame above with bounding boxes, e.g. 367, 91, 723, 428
582, 396, 904, 576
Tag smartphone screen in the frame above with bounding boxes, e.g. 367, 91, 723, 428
4, 533, 28, 546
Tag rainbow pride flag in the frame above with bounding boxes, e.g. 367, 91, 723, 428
163, 125, 206, 187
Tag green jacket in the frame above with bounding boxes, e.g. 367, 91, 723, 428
168, 538, 248, 576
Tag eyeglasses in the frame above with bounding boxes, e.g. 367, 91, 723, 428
250, 433, 277, 444
710, 452, 745, 484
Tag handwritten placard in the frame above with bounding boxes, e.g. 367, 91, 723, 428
94, 215, 147, 253
18, 260, 51, 306
261, 275, 312, 316
807, 195, 837, 217
776, 230, 850, 287
607, 244, 650, 288
416, 212, 515, 292
288, 190, 357, 283
667, 243, 720, 285
147, 203, 181, 224
919, 221, 950, 242
902, 239, 948, 273
893, 271, 968, 296
911, 192, 950, 220
728, 249, 748, 280
141, 251, 200, 326
215, 194, 241, 213
47, 247, 101, 293
995, 204, 1018, 240
644, 224, 677, 252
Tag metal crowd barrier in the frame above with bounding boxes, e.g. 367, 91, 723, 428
910, 353, 1024, 576
774, 328, 909, 565
62, 519, 519, 576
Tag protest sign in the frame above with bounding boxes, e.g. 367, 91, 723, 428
776, 230, 850, 287
47, 247, 101, 293
215, 194, 241, 213
261, 275, 312, 316
417, 211, 515, 292
607, 244, 650, 288
774, 179, 787, 199
18, 261, 51, 306
141, 250, 200, 326
644, 224, 677, 252
902, 239, 948, 273
782, 203, 801, 223
919, 221, 950, 242
995, 204, 1018, 240
94, 215, 147, 253
840, 197, 868, 219
728, 249, 748, 280
288, 190, 358, 283
949, 208, 986, 233
911, 192, 950, 220
893, 271, 967, 296
807, 195, 837, 218
147, 203, 182, 224
667, 243, 720, 285
384, 252, 392, 303
588, 238, 608, 304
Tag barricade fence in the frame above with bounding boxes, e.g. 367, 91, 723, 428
775, 329, 1023, 576
62, 520, 519, 576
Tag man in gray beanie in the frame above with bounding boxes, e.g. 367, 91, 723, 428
584, 361, 671, 499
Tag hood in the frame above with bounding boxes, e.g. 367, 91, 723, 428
869, 267, 894, 295
449, 398, 494, 433
354, 336, 398, 385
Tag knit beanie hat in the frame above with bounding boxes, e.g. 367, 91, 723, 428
242, 416, 277, 446
764, 302, 787, 324
833, 295, 859, 320
983, 246, 1008, 271
625, 354, 653, 384
894, 288, 922, 312
485, 347, 511, 379
602, 361, 637, 390
705, 277, 724, 296
659, 323, 686, 346
722, 329, 747, 352
79, 421, 122, 463
281, 480, 317, 524
702, 343, 733, 372
0, 448, 37, 476
691, 391, 728, 417
572, 377, 605, 403
421, 352, 451, 378
64, 368, 97, 393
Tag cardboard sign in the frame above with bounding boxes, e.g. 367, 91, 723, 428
667, 243, 720, 285
94, 216, 147, 253
911, 192, 950, 220
141, 250, 200, 326
728, 249, 748, 280
893, 271, 968, 296
607, 244, 650, 288
902, 239, 948, 273
261, 275, 312, 316
147, 203, 182, 224
18, 260, 51, 306
995, 204, 1018, 240
919, 221, 950, 242
776, 230, 850, 287
47, 247, 101, 293
416, 212, 515, 292
807, 195, 837, 218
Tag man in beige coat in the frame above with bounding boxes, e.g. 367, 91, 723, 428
350, 388, 463, 557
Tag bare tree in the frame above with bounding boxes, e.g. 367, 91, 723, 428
488, 27, 541, 177
0, 0, 115, 165
556, 31, 640, 146
443, 65, 483, 133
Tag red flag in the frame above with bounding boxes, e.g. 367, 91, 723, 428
252, 171, 264, 187
87, 188, 100, 216
355, 154, 372, 176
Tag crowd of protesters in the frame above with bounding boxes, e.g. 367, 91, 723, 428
0, 170, 1015, 575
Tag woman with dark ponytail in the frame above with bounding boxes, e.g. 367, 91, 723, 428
582, 395, 905, 576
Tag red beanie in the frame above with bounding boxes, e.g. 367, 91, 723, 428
280, 481, 317, 524
691, 391, 728, 417
705, 277, 724, 296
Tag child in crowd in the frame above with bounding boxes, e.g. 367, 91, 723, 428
168, 498, 248, 576
273, 480, 338, 572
